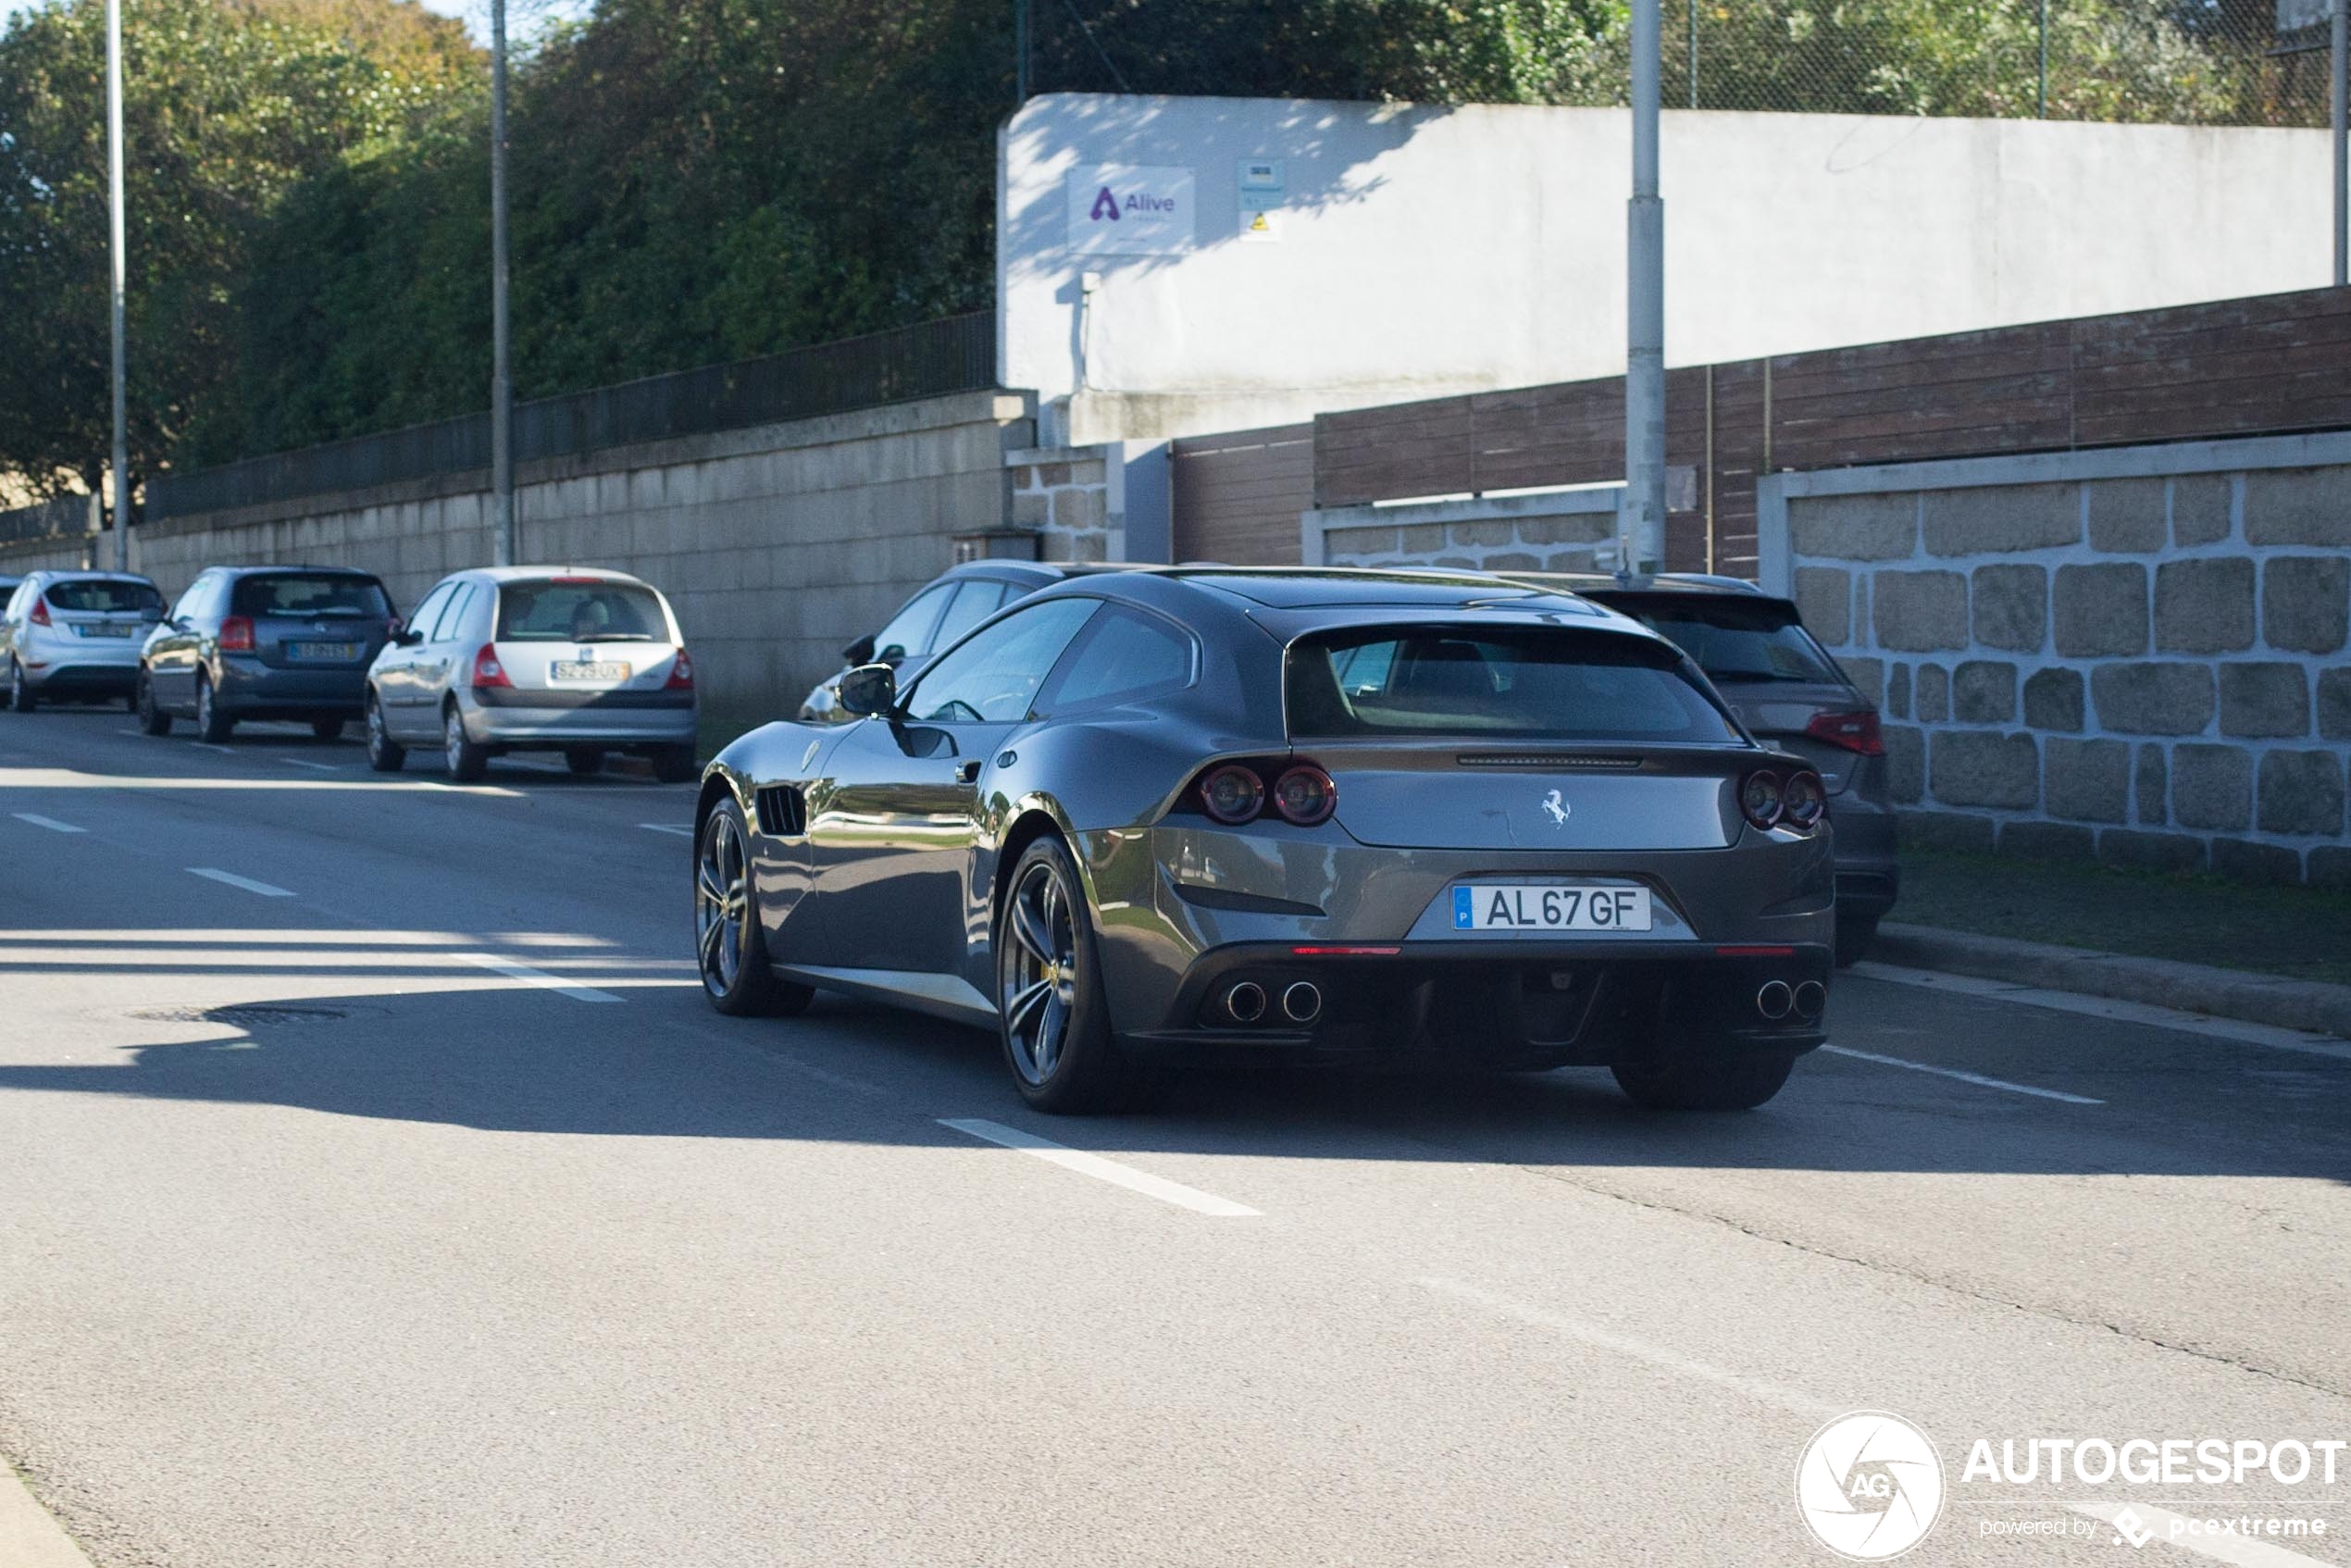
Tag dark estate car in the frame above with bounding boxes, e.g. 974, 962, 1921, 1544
1506, 572, 1898, 964
139, 566, 400, 742
696, 567, 1835, 1114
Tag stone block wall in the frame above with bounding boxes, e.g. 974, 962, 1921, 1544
1306, 491, 1623, 572
1006, 446, 1113, 562
1764, 434, 2351, 886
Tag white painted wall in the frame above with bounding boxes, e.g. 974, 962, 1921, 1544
998, 94, 2333, 444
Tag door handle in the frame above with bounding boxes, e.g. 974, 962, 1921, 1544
954, 759, 982, 785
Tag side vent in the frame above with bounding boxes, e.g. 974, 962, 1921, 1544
753, 784, 807, 838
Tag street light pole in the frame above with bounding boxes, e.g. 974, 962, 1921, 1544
489, 0, 516, 566
1015, 0, 1030, 101
2333, 0, 2346, 287
105, 0, 129, 572
1624, 0, 1666, 578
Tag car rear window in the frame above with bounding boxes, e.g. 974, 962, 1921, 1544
45, 579, 162, 614
230, 574, 390, 619
1608, 597, 1845, 686
496, 579, 668, 642
1287, 626, 1740, 743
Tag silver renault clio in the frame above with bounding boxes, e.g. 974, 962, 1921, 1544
364, 566, 698, 781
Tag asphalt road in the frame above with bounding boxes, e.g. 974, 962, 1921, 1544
2, 705, 2346, 1568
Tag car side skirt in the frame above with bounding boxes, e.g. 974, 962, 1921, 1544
769, 964, 996, 1029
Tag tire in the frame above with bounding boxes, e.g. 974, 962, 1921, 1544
565, 746, 605, 777
312, 717, 345, 742
442, 703, 488, 782
364, 693, 405, 773
7, 658, 36, 713
123, 690, 141, 714
1611, 1042, 1797, 1112
694, 796, 813, 1017
652, 743, 699, 784
1835, 913, 1879, 969
136, 670, 172, 736
994, 835, 1147, 1114
194, 671, 233, 741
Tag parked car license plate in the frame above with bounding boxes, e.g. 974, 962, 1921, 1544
75, 623, 135, 638
550, 660, 630, 682
1452, 883, 1652, 932
285, 641, 360, 661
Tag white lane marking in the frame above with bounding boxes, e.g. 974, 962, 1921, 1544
190, 742, 235, 755
277, 756, 339, 772
417, 779, 528, 798
454, 952, 622, 1003
1424, 1279, 2341, 1568
11, 814, 85, 834
1856, 961, 2351, 1063
639, 822, 694, 837
1420, 1277, 1835, 1418
116, 728, 143, 738
2064, 1503, 2339, 1568
938, 1118, 1261, 1217
186, 867, 294, 898
0, 1461, 100, 1568
1821, 1043, 2104, 1105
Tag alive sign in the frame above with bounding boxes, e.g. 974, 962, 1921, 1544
1066, 165, 1195, 255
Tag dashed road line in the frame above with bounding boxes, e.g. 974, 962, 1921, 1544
1820, 1042, 2104, 1104
455, 952, 623, 1003
938, 1117, 1261, 1216
11, 814, 85, 834
277, 756, 340, 772
639, 822, 694, 837
190, 742, 235, 755
186, 867, 295, 898
1854, 961, 2351, 1063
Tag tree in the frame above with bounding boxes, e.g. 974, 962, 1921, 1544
0, 0, 476, 500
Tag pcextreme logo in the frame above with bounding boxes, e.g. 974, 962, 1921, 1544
1796, 1411, 1947, 1561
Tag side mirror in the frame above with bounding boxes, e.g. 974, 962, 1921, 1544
842, 633, 877, 666
395, 628, 424, 647
837, 662, 897, 717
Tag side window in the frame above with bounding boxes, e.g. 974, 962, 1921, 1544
404, 584, 452, 642
870, 585, 953, 665
902, 599, 1100, 725
170, 577, 212, 623
1038, 606, 1196, 715
429, 584, 474, 642
929, 579, 1010, 652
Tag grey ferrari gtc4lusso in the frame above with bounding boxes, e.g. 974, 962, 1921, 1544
691, 568, 1835, 1114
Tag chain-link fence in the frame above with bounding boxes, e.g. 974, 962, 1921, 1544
1662, 0, 2332, 127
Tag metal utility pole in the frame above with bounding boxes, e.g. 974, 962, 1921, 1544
2037, 0, 2048, 119
1624, 0, 1666, 578
1015, 0, 1031, 101
105, 0, 129, 572
489, 0, 516, 566
2334, 0, 2347, 286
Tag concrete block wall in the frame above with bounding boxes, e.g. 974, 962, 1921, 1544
1304, 490, 1624, 572
19, 391, 1039, 730
1760, 433, 2351, 886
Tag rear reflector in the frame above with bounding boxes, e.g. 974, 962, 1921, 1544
1290, 945, 1400, 957
1714, 944, 1795, 957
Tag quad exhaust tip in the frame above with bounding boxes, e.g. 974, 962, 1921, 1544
1225, 982, 1267, 1025
1755, 980, 1795, 1021
1281, 981, 1323, 1024
1793, 980, 1826, 1019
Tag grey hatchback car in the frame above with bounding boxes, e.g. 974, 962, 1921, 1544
139, 566, 399, 742
1506, 572, 1897, 964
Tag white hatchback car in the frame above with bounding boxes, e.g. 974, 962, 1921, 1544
364, 566, 699, 781
2, 570, 166, 711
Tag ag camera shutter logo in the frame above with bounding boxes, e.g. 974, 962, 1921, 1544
1796, 1411, 1947, 1560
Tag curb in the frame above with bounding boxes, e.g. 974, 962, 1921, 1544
1874, 922, 2351, 1041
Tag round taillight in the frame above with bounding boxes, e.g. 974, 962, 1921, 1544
1783, 769, 1825, 828
1272, 764, 1337, 826
1200, 765, 1264, 825
1739, 771, 1785, 830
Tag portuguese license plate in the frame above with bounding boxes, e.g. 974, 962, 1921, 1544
1452, 883, 1653, 932
286, 641, 360, 661
77, 623, 135, 638
551, 660, 629, 682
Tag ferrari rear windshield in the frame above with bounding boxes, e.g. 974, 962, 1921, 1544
1287, 626, 1740, 743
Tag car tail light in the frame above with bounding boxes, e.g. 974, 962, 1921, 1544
218, 615, 255, 652
1782, 769, 1826, 828
1272, 764, 1337, 826
1739, 771, 1785, 830
28, 597, 50, 628
1199, 764, 1264, 825
470, 642, 511, 690
665, 649, 695, 691
1805, 709, 1885, 755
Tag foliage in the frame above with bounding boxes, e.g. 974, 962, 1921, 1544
0, 0, 476, 498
